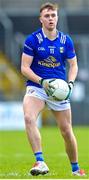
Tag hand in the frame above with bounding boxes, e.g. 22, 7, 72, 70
39, 78, 55, 96
67, 81, 74, 99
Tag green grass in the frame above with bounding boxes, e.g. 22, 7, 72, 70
0, 126, 89, 179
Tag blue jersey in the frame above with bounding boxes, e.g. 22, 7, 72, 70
23, 28, 76, 88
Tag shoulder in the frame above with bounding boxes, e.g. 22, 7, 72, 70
32, 28, 42, 37
25, 28, 43, 45
26, 29, 41, 42
24, 34, 34, 48
32, 28, 44, 44
25, 33, 35, 44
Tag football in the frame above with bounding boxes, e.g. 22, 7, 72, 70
50, 79, 69, 101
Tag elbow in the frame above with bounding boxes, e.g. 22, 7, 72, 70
21, 65, 23, 74
21, 65, 26, 76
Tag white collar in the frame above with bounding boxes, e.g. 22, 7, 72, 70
42, 28, 59, 38
42, 28, 47, 38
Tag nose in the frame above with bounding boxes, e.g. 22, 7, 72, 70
49, 15, 53, 20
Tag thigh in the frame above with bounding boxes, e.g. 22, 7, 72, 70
52, 108, 72, 130
23, 95, 45, 120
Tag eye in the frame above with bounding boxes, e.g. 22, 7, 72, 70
51, 14, 56, 18
44, 14, 50, 18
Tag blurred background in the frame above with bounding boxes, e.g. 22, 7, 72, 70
0, 0, 89, 130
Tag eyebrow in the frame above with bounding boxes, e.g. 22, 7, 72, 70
44, 13, 56, 15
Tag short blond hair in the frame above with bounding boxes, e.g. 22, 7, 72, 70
40, 2, 59, 14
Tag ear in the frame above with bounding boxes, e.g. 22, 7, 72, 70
39, 16, 42, 24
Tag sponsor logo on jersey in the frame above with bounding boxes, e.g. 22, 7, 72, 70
47, 56, 56, 62
38, 56, 60, 68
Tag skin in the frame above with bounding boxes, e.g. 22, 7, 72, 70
40, 8, 58, 38
21, 8, 78, 163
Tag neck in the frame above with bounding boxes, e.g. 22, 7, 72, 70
42, 27, 57, 40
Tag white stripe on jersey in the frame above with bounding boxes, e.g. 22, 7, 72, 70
24, 44, 33, 51
36, 33, 43, 44
60, 33, 66, 44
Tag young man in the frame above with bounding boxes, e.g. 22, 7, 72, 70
21, 2, 85, 176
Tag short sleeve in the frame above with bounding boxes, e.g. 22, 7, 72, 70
66, 35, 76, 59
23, 35, 35, 56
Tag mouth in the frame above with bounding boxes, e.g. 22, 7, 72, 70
49, 22, 54, 25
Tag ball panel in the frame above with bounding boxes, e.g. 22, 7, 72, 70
50, 79, 69, 101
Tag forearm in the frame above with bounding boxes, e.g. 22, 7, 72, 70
21, 66, 41, 84
68, 65, 78, 82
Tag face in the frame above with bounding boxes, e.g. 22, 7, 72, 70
40, 8, 58, 31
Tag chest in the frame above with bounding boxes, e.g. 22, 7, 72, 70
34, 38, 66, 60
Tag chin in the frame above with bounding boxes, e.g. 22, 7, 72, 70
48, 27, 55, 31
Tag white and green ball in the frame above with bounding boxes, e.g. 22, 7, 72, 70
50, 79, 69, 101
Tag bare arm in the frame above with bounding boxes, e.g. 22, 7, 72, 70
21, 53, 55, 96
21, 53, 41, 84
67, 56, 78, 83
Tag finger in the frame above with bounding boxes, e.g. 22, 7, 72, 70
46, 88, 53, 96
49, 84, 55, 89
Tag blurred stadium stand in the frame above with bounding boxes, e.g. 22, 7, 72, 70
0, 0, 89, 125
0, 53, 25, 101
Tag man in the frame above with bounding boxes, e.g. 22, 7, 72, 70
21, 2, 85, 176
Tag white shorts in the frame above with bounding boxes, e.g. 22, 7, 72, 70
25, 86, 70, 111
